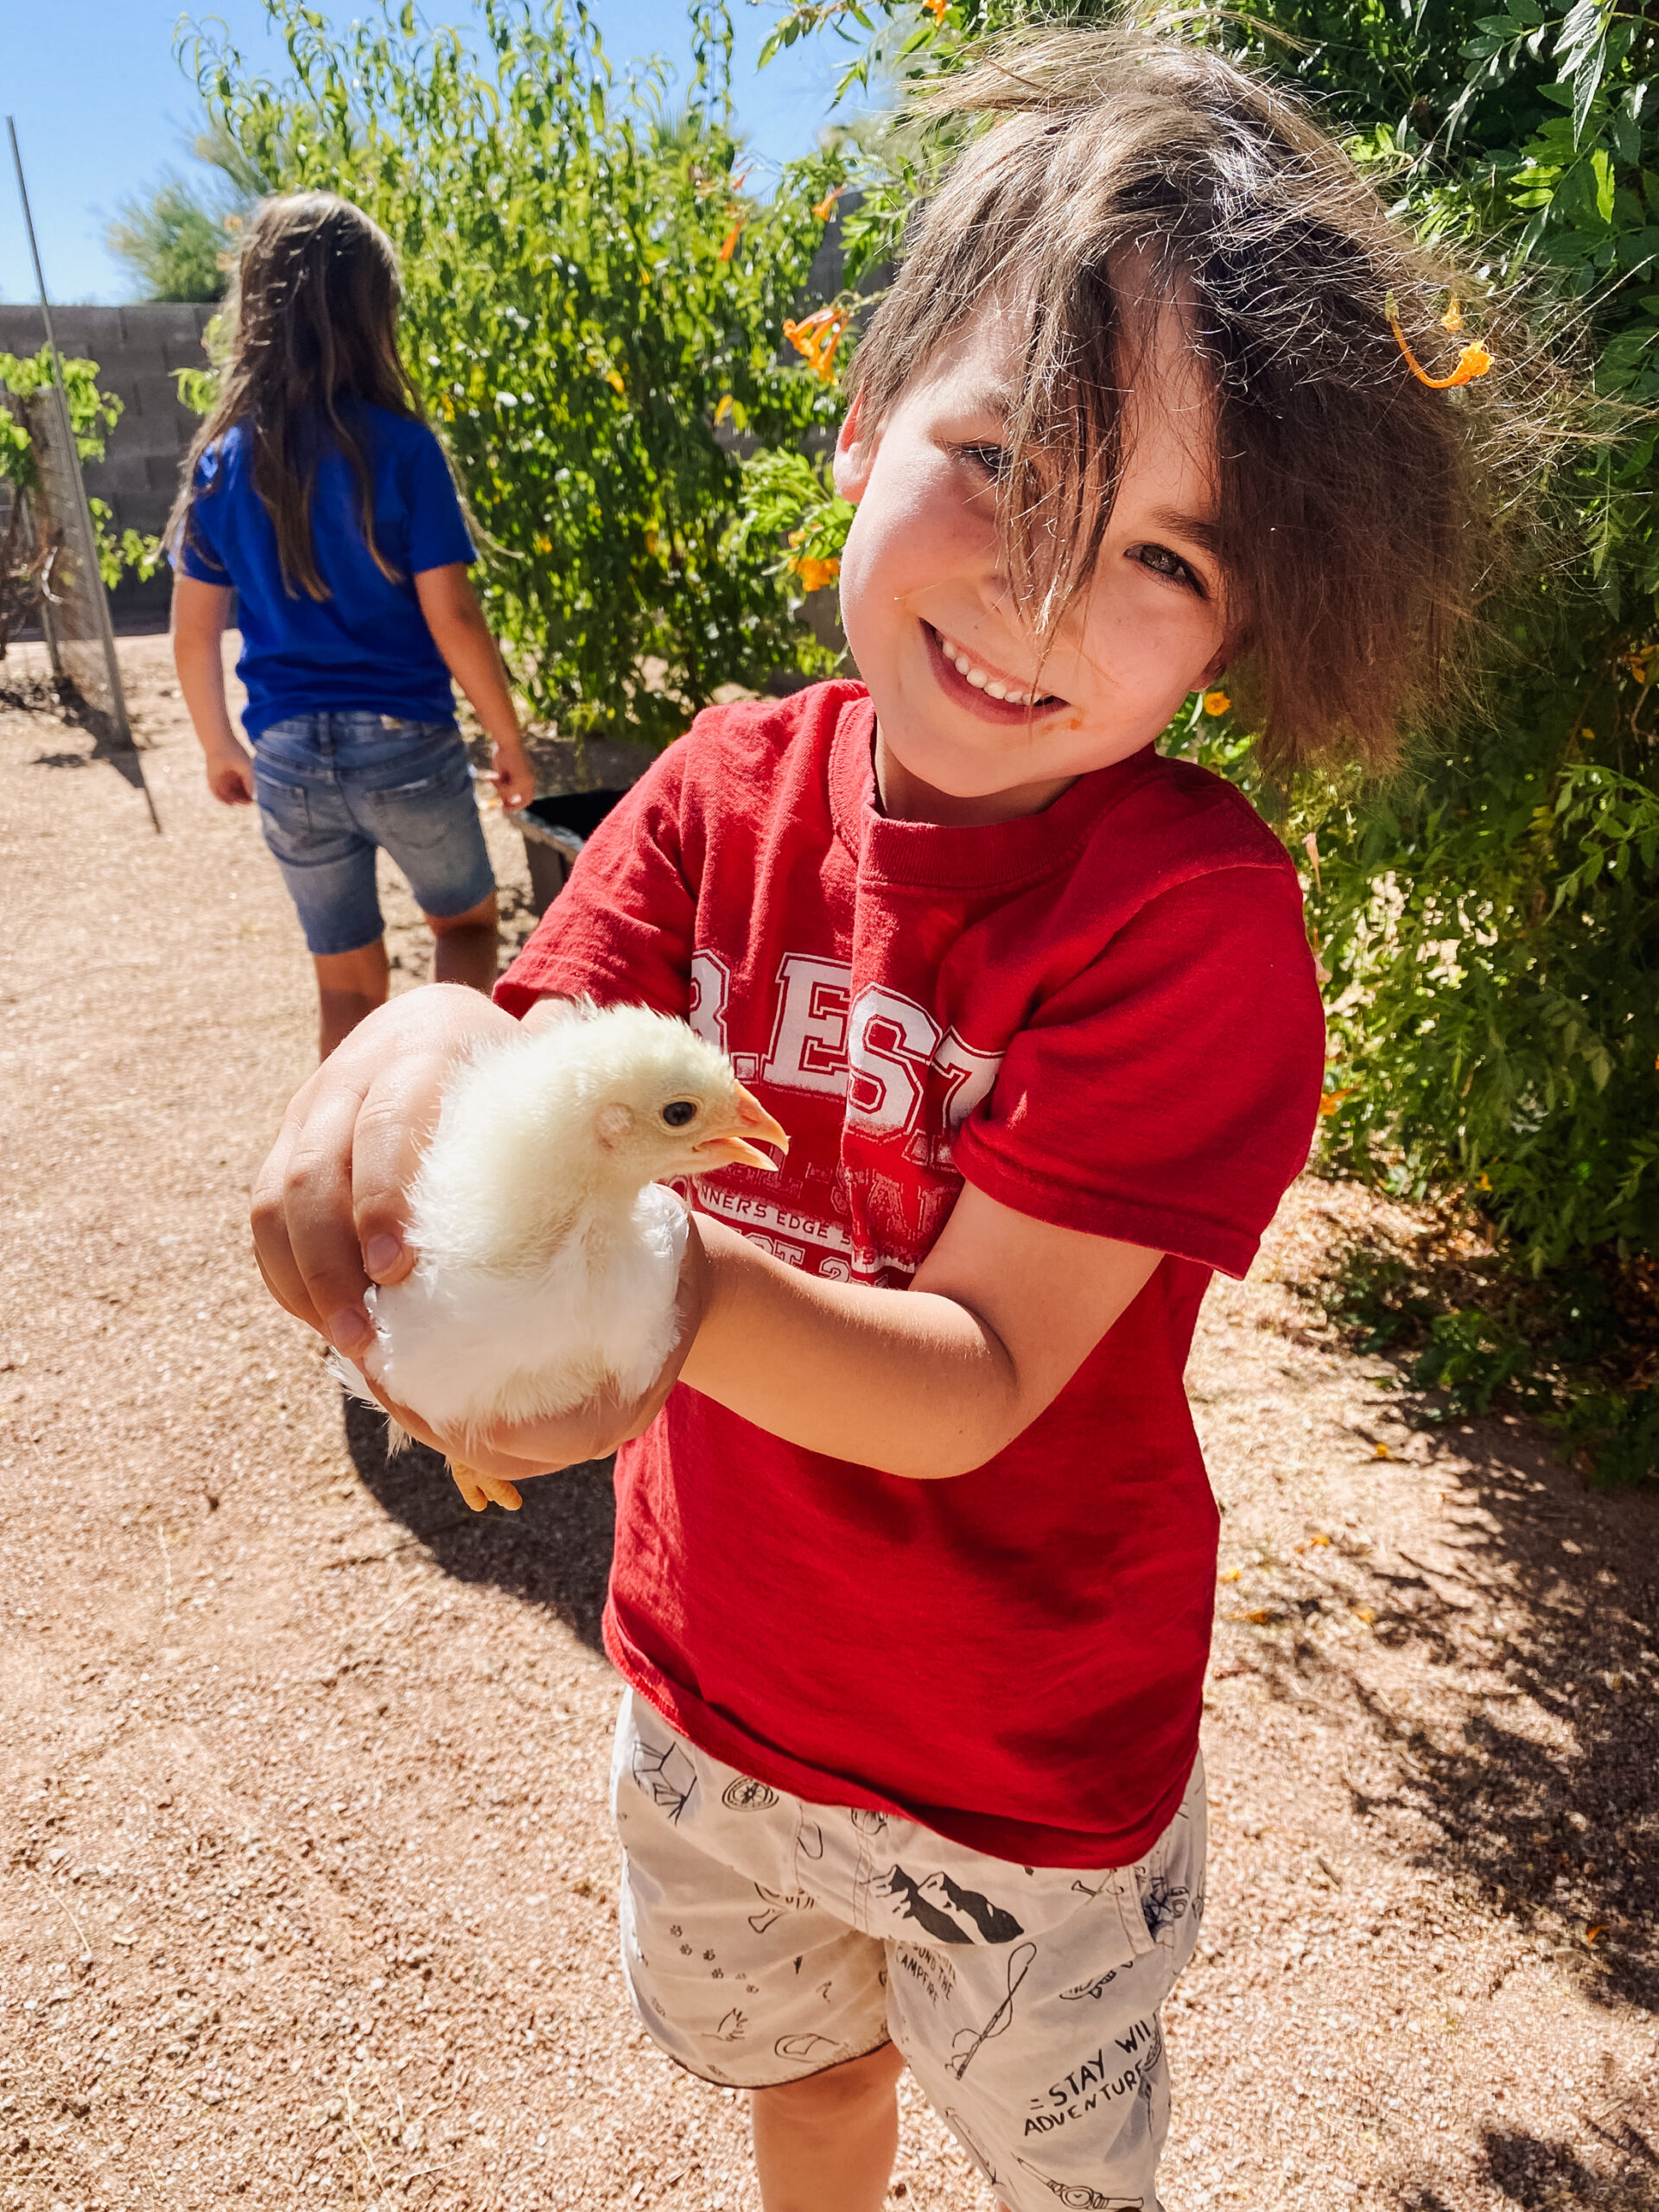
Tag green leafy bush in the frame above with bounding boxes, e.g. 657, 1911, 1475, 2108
107, 179, 238, 304
0, 349, 161, 657
187, 0, 850, 744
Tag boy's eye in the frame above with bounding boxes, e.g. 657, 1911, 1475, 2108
956, 442, 1010, 482
1128, 542, 1204, 594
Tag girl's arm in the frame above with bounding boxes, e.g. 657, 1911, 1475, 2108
414, 564, 536, 810
172, 575, 253, 804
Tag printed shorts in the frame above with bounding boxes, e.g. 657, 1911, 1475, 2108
610, 1690, 1206, 2212
253, 711, 495, 956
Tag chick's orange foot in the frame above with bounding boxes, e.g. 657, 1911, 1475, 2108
449, 1460, 523, 1513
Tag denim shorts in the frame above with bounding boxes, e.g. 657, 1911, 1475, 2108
252, 712, 496, 957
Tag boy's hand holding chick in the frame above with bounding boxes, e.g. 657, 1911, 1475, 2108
325, 1000, 786, 1510
252, 988, 768, 1507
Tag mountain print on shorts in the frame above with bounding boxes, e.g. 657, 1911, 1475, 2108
873, 1864, 1026, 1944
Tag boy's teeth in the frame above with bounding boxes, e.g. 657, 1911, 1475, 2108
938, 629, 1035, 704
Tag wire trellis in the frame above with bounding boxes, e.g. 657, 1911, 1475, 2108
6, 114, 159, 830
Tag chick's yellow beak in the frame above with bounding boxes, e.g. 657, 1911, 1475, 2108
692, 1084, 790, 1174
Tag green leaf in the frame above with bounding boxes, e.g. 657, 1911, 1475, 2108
1591, 146, 1616, 223
1573, 49, 1606, 144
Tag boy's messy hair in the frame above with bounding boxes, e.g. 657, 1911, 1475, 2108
849, 30, 1566, 773
168, 193, 424, 602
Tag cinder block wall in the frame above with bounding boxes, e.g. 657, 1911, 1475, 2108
0, 302, 214, 628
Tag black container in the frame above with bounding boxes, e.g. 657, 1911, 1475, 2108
515, 789, 630, 916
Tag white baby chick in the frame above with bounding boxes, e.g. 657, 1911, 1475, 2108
336, 1001, 787, 1478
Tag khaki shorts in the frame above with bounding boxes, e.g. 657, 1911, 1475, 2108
610, 1691, 1205, 2212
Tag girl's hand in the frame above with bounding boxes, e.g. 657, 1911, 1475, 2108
206, 743, 256, 806
489, 739, 536, 812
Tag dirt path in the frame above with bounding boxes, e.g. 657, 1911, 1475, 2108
3, 639, 1656, 2212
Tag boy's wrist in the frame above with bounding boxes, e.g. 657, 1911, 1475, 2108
676, 1213, 743, 1383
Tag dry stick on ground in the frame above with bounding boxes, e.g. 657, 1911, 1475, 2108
17, 1859, 94, 1963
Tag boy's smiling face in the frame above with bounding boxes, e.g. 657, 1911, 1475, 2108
834, 283, 1230, 826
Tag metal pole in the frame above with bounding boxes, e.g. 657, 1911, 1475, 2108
6, 114, 161, 832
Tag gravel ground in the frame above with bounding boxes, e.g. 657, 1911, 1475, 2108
3, 638, 1656, 2212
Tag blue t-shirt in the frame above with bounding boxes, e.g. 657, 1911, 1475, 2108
174, 401, 476, 740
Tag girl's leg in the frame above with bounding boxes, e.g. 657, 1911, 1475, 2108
749, 2042, 906, 2212
314, 938, 391, 1060
424, 890, 499, 994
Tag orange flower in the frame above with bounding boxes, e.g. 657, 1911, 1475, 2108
922, 0, 949, 17
811, 185, 844, 221
783, 303, 850, 384
718, 216, 744, 262
1318, 1086, 1356, 1117
790, 553, 841, 593
1202, 689, 1230, 715
1385, 290, 1493, 390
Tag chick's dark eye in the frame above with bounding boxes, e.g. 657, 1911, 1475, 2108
661, 1100, 698, 1128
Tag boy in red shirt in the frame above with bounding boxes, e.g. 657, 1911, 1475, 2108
253, 31, 1518, 2209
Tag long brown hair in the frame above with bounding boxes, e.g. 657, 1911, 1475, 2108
168, 193, 423, 601
850, 30, 1573, 774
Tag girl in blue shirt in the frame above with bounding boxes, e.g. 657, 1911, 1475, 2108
169, 192, 536, 1058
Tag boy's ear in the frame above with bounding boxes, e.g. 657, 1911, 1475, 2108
832, 391, 876, 505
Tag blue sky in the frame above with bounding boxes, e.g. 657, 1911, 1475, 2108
3, 2, 853, 306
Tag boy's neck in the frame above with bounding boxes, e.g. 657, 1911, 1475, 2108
872, 723, 1078, 829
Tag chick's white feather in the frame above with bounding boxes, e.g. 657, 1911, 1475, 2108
337, 1001, 784, 1453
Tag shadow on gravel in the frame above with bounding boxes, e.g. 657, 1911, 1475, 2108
340, 1392, 616, 1651
15, 679, 157, 799
1220, 1407, 1659, 2026
1475, 2120, 1659, 2209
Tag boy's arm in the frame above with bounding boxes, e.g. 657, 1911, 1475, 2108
250, 985, 1155, 1482
172, 575, 253, 805
413, 563, 535, 810
679, 1194, 1160, 1478
345, 1180, 1156, 1486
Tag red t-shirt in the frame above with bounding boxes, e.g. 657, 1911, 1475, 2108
497, 682, 1325, 1866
